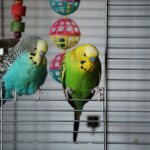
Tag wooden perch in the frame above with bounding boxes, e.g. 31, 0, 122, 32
0, 38, 19, 48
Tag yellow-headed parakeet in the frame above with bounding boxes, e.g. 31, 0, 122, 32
0, 36, 48, 105
61, 44, 102, 142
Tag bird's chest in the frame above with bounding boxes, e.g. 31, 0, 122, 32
65, 69, 98, 98
21, 63, 44, 80
12, 57, 44, 83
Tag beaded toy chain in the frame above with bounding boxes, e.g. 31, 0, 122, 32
11, 0, 26, 39
0, 0, 25, 59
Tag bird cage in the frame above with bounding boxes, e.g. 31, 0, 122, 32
1, 0, 150, 150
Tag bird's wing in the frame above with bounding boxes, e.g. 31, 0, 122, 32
98, 58, 102, 82
60, 54, 67, 90
60, 54, 76, 108
0, 36, 41, 76
84, 58, 102, 99
61, 67, 66, 90
61, 67, 76, 108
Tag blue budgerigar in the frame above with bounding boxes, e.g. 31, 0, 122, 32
0, 36, 48, 105
0, 35, 41, 77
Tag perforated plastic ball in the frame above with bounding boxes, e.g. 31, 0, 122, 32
49, 0, 80, 16
50, 17, 80, 50
49, 53, 65, 83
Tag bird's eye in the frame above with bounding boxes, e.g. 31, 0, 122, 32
80, 60, 86, 64
90, 57, 96, 63
84, 53, 86, 57
34, 47, 37, 50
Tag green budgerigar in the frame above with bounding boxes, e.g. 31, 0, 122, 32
61, 44, 102, 142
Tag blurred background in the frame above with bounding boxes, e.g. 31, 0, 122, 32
1, 0, 150, 150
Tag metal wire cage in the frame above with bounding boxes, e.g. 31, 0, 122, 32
1, 0, 150, 150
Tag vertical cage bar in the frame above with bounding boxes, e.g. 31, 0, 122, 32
0, 0, 5, 38
104, 0, 109, 150
0, 100, 3, 150
13, 102, 17, 150
0, 0, 4, 146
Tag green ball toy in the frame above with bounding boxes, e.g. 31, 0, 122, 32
49, 0, 80, 16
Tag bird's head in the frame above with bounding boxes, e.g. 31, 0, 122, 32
30, 39, 48, 65
75, 44, 99, 72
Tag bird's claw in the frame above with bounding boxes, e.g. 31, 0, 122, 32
0, 81, 17, 102
64, 87, 72, 100
34, 89, 43, 101
91, 87, 104, 101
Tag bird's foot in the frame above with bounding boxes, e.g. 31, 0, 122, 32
34, 89, 43, 101
64, 87, 73, 100
91, 87, 104, 101
6, 91, 17, 102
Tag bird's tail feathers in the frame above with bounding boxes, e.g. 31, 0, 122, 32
73, 110, 82, 142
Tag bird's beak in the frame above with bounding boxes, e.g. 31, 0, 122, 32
39, 51, 45, 58
89, 57, 96, 63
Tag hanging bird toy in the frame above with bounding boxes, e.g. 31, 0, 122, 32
50, 17, 80, 50
11, 0, 26, 39
49, 0, 80, 16
49, 0, 81, 83
49, 53, 65, 83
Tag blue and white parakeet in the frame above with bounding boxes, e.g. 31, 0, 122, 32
0, 36, 48, 105
0, 35, 41, 77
